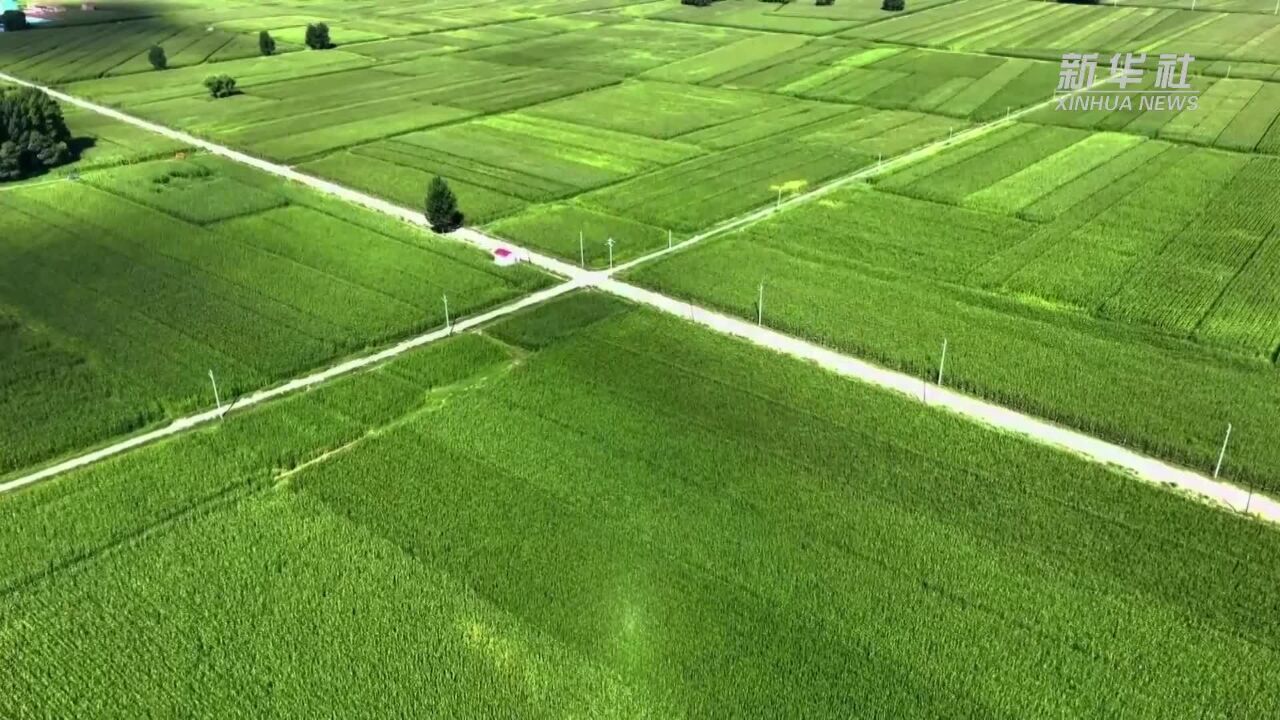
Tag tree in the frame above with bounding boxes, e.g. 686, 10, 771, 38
148, 45, 167, 70
203, 75, 238, 99
258, 30, 276, 56
304, 22, 332, 50
0, 87, 72, 181
424, 176, 463, 232
1, 9, 26, 31
882, 0, 904, 9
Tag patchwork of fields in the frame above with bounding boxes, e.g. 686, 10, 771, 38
5, 0, 1280, 713
3, 296, 1279, 717
628, 120, 1280, 490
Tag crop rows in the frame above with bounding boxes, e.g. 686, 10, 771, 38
627, 177, 1280, 491
15, 299, 1280, 716
583, 138, 873, 232
0, 155, 545, 477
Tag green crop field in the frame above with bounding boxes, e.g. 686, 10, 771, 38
0, 144, 547, 478
3, 296, 1279, 717
5, 0, 1280, 713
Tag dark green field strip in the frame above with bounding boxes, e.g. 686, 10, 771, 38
4, 297, 1278, 715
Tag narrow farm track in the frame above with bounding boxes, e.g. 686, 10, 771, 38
3, 72, 1276, 526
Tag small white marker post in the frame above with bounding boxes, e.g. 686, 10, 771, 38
208, 370, 222, 415
757, 281, 764, 326
579, 230, 585, 268
776, 186, 783, 210
606, 237, 615, 269
937, 338, 948, 388
1213, 422, 1232, 480
1275, 0, 1278, 15
442, 293, 451, 332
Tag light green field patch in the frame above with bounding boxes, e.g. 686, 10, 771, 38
964, 133, 1144, 216
778, 47, 904, 95
480, 114, 705, 170
644, 34, 813, 84
678, 101, 852, 149
529, 81, 784, 138
82, 157, 288, 224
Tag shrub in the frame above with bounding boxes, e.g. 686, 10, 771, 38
424, 176, 463, 232
816, 0, 835, 5
203, 75, 238, 99
304, 22, 332, 50
1, 9, 26, 31
680, 0, 715, 5
148, 45, 167, 70
882, 0, 905, 9
0, 87, 72, 181
258, 30, 276, 56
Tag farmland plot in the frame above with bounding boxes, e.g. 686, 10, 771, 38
0, 154, 547, 478
627, 179, 1280, 491
782, 47, 1059, 122
456, 20, 751, 76
527, 81, 786, 139
3, 299, 1280, 717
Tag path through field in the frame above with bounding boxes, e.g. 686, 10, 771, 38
3, 71, 1274, 524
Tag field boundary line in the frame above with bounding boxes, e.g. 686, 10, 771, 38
5, 71, 1276, 528
0, 280, 585, 496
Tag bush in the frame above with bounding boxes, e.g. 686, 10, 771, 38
148, 45, 167, 71
425, 176, 463, 232
0, 87, 72, 181
304, 22, 332, 50
1, 10, 26, 31
882, 0, 904, 9
680, 0, 715, 5
816, 0, 835, 5
203, 75, 238, 99
258, 30, 276, 56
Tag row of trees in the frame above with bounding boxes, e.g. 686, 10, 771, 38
145, 22, 331, 72
0, 87, 72, 181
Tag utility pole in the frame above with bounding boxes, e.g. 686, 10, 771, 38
579, 230, 585, 268
1213, 422, 1232, 480
937, 338, 948, 387
606, 237, 615, 269
442, 293, 450, 331
208, 370, 222, 415
757, 281, 764, 326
